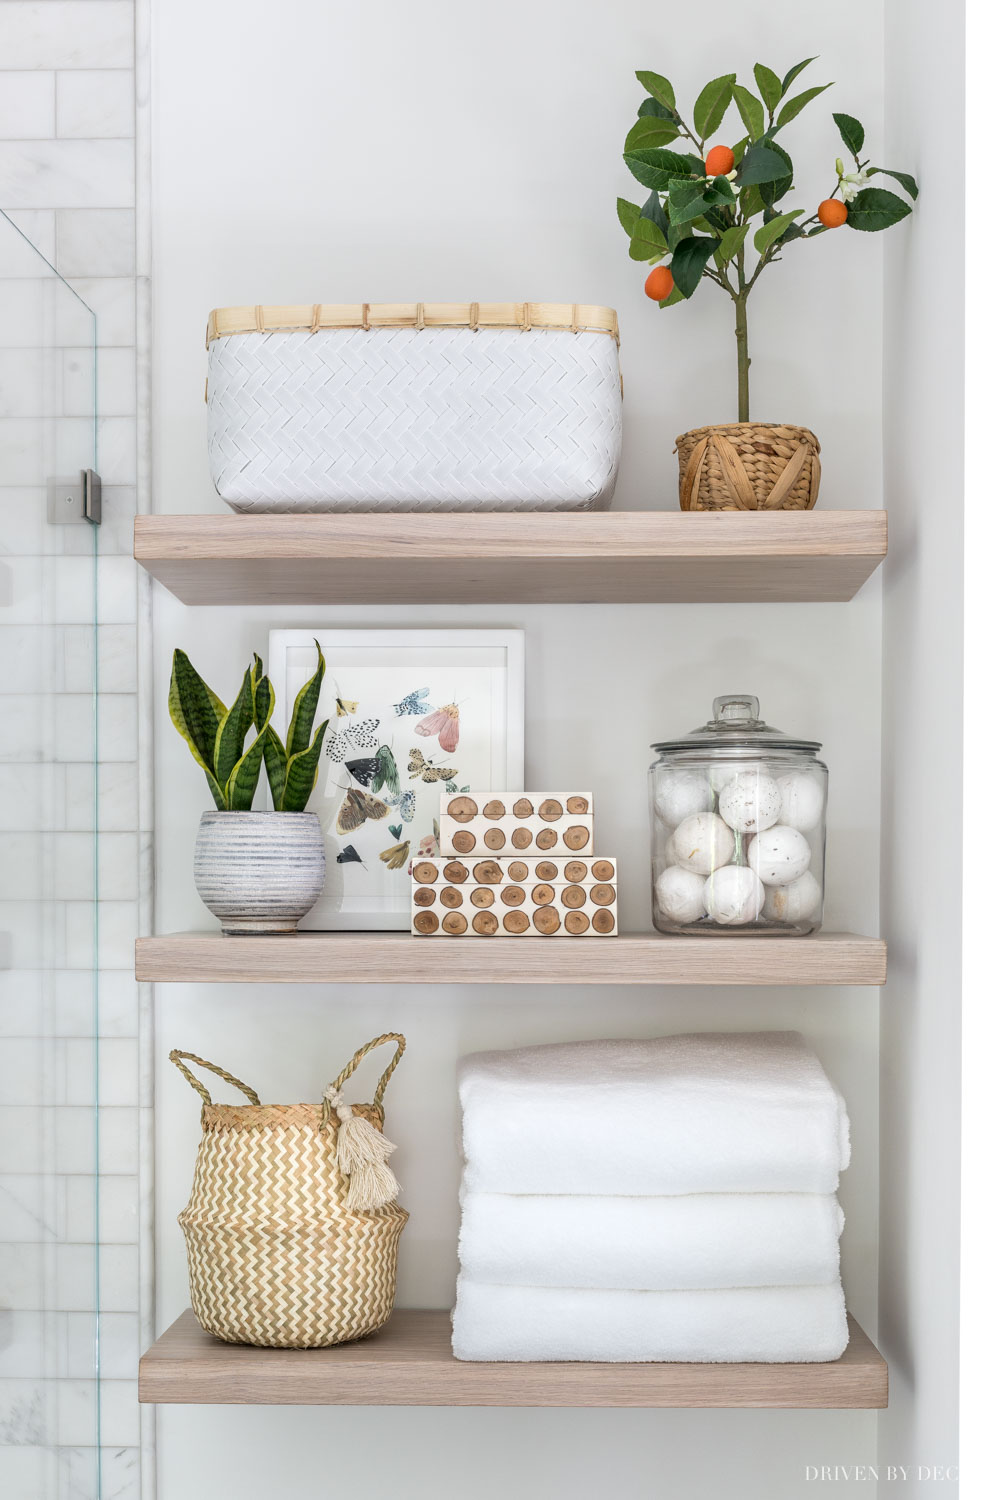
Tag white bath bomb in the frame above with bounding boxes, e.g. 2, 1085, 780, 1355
653, 770, 712, 826
659, 827, 677, 865
672, 812, 735, 875
747, 826, 812, 886
778, 772, 825, 832
655, 866, 707, 924
708, 761, 765, 793
719, 772, 783, 833
703, 864, 765, 925
763, 871, 823, 924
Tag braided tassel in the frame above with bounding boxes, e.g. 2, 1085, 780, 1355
324, 1087, 400, 1212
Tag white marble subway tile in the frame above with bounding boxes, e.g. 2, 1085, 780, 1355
97, 1245, 138, 1313
0, 626, 57, 696
97, 625, 137, 693
95, 971, 138, 1038
96, 1106, 137, 1175
63, 277, 133, 346
63, 898, 137, 968
0, 1037, 47, 1105
0, 1106, 46, 1175
0, 140, 134, 210
0, 968, 46, 1037
1, 210, 57, 264
96, 1377, 139, 1446
0, 1376, 52, 1442
0, 689, 139, 767
55, 208, 134, 278
54, 1039, 96, 1107
54, 1376, 97, 1444
56, 69, 134, 140
59, 1444, 139, 1500
0, 1241, 46, 1307
95, 557, 137, 625
54, 1243, 99, 1311
0, 901, 49, 969
1, 5, 134, 71
0, 348, 49, 417
54, 1107, 95, 1175
65, 761, 139, 831
98, 695, 138, 762
0, 1444, 57, 1500
94, 484, 137, 557
97, 1037, 138, 1107
64, 1174, 136, 1244
0, 1174, 58, 1242
96, 414, 136, 484
0, 1310, 50, 1379
0, 832, 44, 900
59, 345, 95, 418
0, 415, 94, 489
95, 349, 135, 416
0, 763, 63, 834
0, 279, 47, 345
0, 71, 56, 138
97, 833, 139, 902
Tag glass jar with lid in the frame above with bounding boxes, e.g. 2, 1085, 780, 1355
649, 695, 827, 936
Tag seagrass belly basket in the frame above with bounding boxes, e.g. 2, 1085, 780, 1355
171, 1034, 408, 1348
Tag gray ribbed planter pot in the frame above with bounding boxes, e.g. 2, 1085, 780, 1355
194, 811, 326, 935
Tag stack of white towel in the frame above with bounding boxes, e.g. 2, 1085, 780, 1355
453, 1031, 850, 1363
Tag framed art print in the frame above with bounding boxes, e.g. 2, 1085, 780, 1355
268, 630, 525, 929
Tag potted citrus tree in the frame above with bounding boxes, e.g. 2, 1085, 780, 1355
618, 58, 917, 510
169, 642, 329, 934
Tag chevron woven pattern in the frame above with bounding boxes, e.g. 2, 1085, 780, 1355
207, 327, 622, 512
179, 1101, 407, 1348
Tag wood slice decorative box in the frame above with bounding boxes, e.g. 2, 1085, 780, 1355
440, 792, 594, 857
411, 856, 617, 937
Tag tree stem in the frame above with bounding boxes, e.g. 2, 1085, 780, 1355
735, 293, 750, 423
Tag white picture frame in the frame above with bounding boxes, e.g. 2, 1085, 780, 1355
268, 629, 525, 930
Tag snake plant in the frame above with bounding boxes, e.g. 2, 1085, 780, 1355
169, 642, 328, 813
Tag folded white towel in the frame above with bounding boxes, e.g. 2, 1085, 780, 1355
458, 1192, 844, 1291
459, 1031, 849, 1196
452, 1279, 849, 1363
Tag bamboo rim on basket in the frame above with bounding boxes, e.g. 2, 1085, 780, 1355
206, 302, 620, 346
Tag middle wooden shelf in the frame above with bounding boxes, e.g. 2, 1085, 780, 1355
136, 930, 886, 986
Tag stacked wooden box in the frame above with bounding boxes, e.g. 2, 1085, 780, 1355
411, 792, 617, 937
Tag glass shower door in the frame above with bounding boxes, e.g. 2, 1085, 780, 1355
0, 209, 104, 1497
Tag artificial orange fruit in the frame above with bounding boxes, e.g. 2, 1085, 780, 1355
704, 144, 735, 177
818, 198, 848, 228
644, 265, 674, 301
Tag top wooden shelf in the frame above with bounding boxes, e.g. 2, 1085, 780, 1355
133, 511, 887, 605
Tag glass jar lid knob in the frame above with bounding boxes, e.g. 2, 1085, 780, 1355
713, 694, 760, 725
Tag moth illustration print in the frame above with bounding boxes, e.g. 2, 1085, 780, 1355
415, 700, 460, 752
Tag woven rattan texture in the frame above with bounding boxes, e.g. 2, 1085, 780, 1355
180, 1103, 407, 1347
676, 423, 821, 512
207, 327, 622, 512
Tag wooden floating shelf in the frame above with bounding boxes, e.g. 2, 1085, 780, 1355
136, 931, 886, 986
133, 510, 887, 605
139, 1309, 887, 1409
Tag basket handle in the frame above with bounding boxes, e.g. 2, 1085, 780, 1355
324, 1034, 406, 1111
169, 1050, 261, 1107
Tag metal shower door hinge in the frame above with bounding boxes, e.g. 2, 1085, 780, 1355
47, 469, 102, 526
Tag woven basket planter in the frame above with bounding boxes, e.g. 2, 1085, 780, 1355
676, 423, 821, 512
206, 301, 622, 514
172, 1036, 408, 1349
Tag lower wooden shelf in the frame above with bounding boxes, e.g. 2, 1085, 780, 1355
135, 930, 886, 986
138, 1309, 887, 1408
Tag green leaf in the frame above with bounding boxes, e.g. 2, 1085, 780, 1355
637, 96, 672, 120
870, 167, 918, 200
640, 189, 670, 235
629, 214, 667, 260
168, 649, 226, 808
666, 177, 714, 226
658, 286, 686, 307
732, 84, 765, 141
846, 186, 912, 232
669, 236, 718, 298
286, 640, 325, 758
635, 70, 676, 111
280, 720, 329, 812
753, 209, 803, 253
774, 83, 832, 130
736, 143, 792, 185
617, 197, 641, 238
759, 139, 793, 207
261, 727, 287, 810
623, 147, 696, 191
780, 57, 816, 96
739, 183, 765, 218
753, 63, 781, 112
715, 223, 750, 264
213, 663, 256, 790
224, 725, 268, 811
693, 73, 736, 140
624, 117, 680, 152
833, 112, 865, 157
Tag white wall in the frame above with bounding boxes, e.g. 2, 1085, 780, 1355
151, 4, 886, 1495
878, 1, 963, 1488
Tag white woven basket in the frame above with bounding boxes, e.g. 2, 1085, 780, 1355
206, 302, 622, 513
